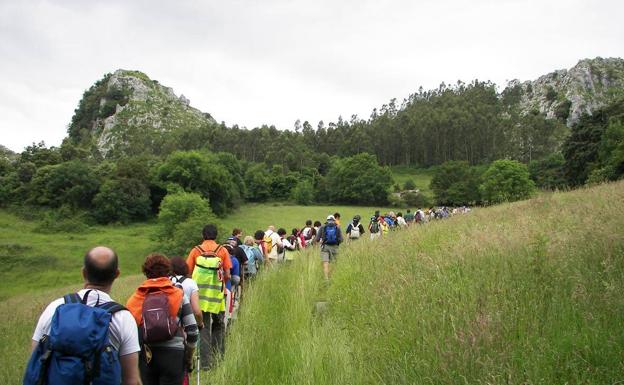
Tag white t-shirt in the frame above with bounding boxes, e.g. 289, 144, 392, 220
266, 230, 282, 259
32, 289, 140, 357
171, 275, 199, 300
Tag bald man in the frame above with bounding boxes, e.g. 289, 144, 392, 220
30, 247, 141, 385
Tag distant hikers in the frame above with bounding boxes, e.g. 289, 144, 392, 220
315, 215, 343, 280
126, 253, 198, 385
186, 224, 231, 370
25, 246, 141, 385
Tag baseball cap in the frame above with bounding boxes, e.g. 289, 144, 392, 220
326, 215, 335, 221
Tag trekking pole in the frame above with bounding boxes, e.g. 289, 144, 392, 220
196, 341, 201, 385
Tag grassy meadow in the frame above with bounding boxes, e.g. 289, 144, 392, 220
2, 181, 624, 384
206, 181, 624, 385
0, 204, 397, 299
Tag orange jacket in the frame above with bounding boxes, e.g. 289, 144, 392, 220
126, 277, 184, 325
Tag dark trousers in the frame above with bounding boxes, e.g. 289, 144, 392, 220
200, 311, 225, 369
139, 346, 185, 385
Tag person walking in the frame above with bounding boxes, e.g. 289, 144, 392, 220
170, 256, 203, 329
186, 224, 232, 370
25, 246, 141, 385
263, 225, 282, 266
241, 235, 264, 280
126, 254, 198, 385
315, 215, 343, 280
368, 211, 382, 240
345, 215, 365, 241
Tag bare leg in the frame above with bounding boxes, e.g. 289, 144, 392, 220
323, 261, 330, 280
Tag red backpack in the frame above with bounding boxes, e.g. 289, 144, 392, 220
141, 290, 179, 343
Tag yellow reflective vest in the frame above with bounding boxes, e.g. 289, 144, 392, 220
192, 246, 225, 314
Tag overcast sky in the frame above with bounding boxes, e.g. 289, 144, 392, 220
1, 0, 623, 152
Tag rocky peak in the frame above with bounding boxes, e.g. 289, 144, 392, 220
511, 57, 624, 126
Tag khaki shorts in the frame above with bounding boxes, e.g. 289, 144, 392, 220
320, 244, 339, 263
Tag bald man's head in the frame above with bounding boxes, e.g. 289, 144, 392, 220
83, 246, 119, 286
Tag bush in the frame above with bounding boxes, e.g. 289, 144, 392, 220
244, 163, 272, 202
156, 191, 218, 254
34, 206, 90, 234
92, 178, 151, 224
157, 151, 237, 216
430, 161, 481, 206
480, 159, 535, 204
403, 192, 431, 208
291, 179, 314, 205
403, 179, 416, 190
528, 153, 567, 190
325, 153, 393, 205
27, 161, 99, 208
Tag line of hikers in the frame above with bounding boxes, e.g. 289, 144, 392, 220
24, 206, 469, 385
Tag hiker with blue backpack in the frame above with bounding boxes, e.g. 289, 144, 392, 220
25, 246, 141, 385
315, 215, 343, 280
241, 235, 264, 280
126, 253, 199, 385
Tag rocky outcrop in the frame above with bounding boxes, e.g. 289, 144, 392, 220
86, 69, 216, 157
510, 57, 624, 126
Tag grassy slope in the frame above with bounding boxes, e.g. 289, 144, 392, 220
207, 181, 624, 385
0, 214, 156, 300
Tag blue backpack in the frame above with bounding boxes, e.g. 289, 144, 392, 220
324, 223, 338, 245
24, 291, 126, 385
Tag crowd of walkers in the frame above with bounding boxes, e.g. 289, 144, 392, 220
24, 206, 469, 385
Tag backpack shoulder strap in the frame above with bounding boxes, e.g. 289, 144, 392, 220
195, 245, 205, 253
98, 301, 127, 315
63, 292, 81, 304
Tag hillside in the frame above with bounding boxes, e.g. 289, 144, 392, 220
63, 57, 624, 165
204, 181, 624, 385
509, 57, 624, 126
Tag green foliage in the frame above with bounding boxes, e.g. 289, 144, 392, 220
92, 178, 151, 224
290, 179, 314, 205
528, 153, 568, 190
244, 163, 272, 202
403, 179, 416, 190
403, 191, 432, 208
28, 161, 99, 208
157, 151, 237, 215
563, 100, 624, 186
19, 142, 62, 168
33, 206, 90, 234
430, 161, 481, 206
545, 85, 558, 102
156, 191, 218, 254
325, 153, 393, 205
480, 159, 535, 204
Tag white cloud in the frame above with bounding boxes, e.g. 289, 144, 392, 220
1, 0, 623, 151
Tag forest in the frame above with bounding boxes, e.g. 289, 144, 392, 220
0, 79, 623, 226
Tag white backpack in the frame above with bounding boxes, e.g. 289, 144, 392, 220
350, 224, 361, 239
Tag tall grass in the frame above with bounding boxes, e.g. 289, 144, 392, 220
207, 181, 624, 384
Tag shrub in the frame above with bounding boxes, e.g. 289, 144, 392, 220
480, 159, 535, 204
34, 206, 90, 234
325, 153, 393, 205
92, 178, 151, 224
157, 151, 236, 215
430, 161, 481, 206
291, 179, 314, 205
528, 153, 567, 190
27, 161, 99, 208
403, 179, 416, 190
156, 191, 218, 253
403, 192, 431, 208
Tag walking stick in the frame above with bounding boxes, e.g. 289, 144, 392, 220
196, 341, 201, 385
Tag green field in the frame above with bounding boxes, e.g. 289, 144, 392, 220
390, 165, 434, 197
3, 181, 624, 384
0, 204, 403, 299
206, 181, 624, 384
